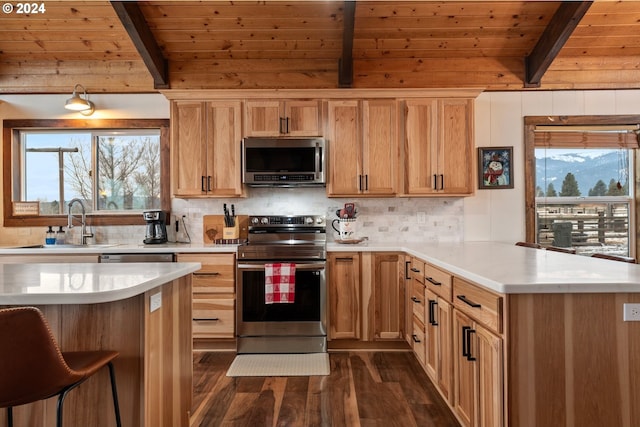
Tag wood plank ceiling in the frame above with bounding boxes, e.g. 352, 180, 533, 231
1, 1, 640, 94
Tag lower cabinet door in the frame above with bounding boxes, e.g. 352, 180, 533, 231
453, 310, 476, 427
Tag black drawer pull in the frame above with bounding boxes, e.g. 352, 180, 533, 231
426, 277, 441, 286
410, 267, 420, 273
457, 295, 481, 308
411, 296, 422, 304
194, 272, 221, 276
193, 318, 219, 321
412, 334, 421, 343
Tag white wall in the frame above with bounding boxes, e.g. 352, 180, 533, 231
465, 89, 640, 243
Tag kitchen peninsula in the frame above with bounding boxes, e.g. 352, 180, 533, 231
0, 261, 200, 427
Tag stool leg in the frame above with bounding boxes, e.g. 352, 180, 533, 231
7, 407, 13, 427
108, 362, 122, 427
56, 387, 72, 427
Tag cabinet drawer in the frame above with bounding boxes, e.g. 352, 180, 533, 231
453, 277, 503, 334
411, 281, 426, 324
412, 316, 426, 365
192, 298, 235, 338
178, 253, 235, 294
424, 263, 452, 301
410, 258, 425, 284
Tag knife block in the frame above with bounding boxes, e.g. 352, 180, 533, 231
223, 223, 239, 239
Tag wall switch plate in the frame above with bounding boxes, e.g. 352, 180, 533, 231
150, 291, 162, 313
623, 303, 640, 321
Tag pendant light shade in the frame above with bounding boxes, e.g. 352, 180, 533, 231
64, 84, 95, 115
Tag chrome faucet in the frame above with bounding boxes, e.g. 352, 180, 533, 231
67, 198, 94, 245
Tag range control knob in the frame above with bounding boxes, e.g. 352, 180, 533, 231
316, 217, 324, 224
305, 217, 314, 224
260, 217, 269, 225
251, 217, 259, 225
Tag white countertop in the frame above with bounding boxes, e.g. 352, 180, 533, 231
3, 240, 640, 295
0, 242, 238, 255
329, 241, 640, 294
0, 262, 201, 305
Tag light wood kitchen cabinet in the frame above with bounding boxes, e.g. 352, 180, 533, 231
452, 278, 504, 427
328, 251, 404, 342
424, 262, 454, 402
403, 98, 474, 196
327, 99, 398, 196
408, 257, 426, 356
171, 100, 243, 197
176, 253, 236, 340
244, 99, 322, 136
370, 252, 405, 340
327, 252, 361, 340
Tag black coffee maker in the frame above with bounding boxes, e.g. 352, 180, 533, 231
143, 210, 168, 244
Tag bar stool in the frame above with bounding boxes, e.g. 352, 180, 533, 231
591, 253, 636, 263
0, 306, 122, 427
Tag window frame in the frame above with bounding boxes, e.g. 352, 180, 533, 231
524, 115, 640, 257
3, 119, 170, 227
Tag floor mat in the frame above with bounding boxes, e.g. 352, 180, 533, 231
226, 353, 330, 377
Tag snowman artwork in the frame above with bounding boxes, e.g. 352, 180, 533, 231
483, 152, 509, 187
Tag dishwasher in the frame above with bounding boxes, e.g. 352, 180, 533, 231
99, 253, 174, 263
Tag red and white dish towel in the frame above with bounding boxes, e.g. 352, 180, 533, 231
265, 263, 296, 304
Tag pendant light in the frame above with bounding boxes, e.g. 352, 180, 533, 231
64, 84, 95, 116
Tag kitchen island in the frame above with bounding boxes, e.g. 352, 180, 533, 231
0, 262, 200, 427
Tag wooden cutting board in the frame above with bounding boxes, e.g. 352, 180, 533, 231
203, 215, 248, 243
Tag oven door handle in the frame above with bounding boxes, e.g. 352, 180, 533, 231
237, 262, 326, 270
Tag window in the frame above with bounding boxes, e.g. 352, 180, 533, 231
524, 117, 640, 258
3, 119, 169, 227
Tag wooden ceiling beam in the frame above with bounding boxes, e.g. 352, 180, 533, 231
524, 1, 592, 88
339, 1, 356, 88
111, 1, 169, 89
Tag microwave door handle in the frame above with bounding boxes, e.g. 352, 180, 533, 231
315, 144, 321, 178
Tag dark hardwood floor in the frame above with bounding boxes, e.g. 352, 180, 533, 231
191, 351, 461, 427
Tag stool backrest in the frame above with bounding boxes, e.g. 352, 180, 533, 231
0, 307, 83, 408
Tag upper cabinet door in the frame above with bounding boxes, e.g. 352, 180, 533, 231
362, 100, 398, 196
244, 100, 322, 136
438, 99, 473, 195
171, 101, 208, 197
404, 99, 439, 194
327, 100, 361, 196
244, 100, 282, 136
206, 101, 243, 197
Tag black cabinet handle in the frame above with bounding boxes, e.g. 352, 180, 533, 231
462, 326, 477, 361
364, 174, 369, 191
426, 277, 441, 286
193, 318, 219, 321
433, 174, 438, 190
412, 334, 421, 343
279, 117, 286, 134
335, 257, 353, 261
201, 176, 206, 192
405, 261, 411, 279
457, 295, 481, 308
359, 175, 363, 191
207, 176, 212, 191
428, 299, 438, 326
194, 272, 221, 276
411, 296, 422, 304
410, 267, 420, 273
285, 117, 290, 133
439, 174, 444, 190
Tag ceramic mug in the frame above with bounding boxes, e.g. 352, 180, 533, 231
332, 218, 356, 240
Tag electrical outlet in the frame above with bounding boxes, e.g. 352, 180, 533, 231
623, 303, 640, 321
150, 291, 162, 313
417, 212, 427, 224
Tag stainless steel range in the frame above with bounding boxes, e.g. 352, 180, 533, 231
236, 215, 326, 354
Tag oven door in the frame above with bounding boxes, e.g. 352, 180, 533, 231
236, 261, 326, 337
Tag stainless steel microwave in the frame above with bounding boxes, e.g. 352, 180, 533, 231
241, 137, 326, 187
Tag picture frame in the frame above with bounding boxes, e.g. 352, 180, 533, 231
478, 147, 513, 189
